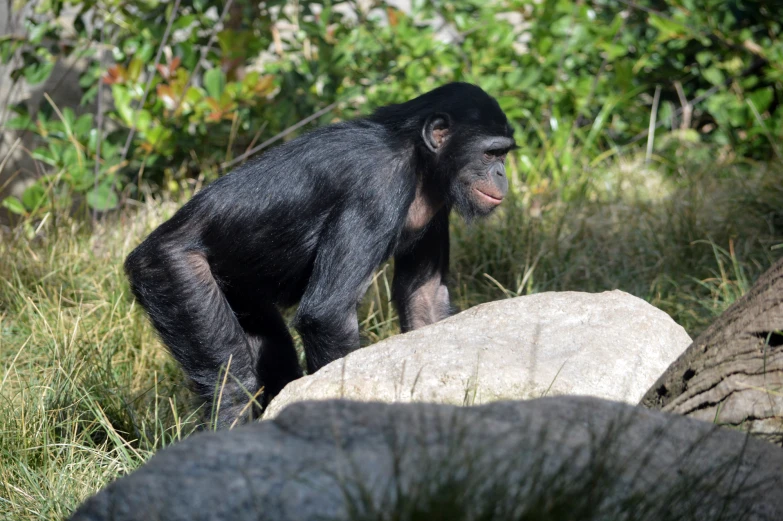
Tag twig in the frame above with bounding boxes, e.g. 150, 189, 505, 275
564, 14, 626, 153
545, 0, 584, 129
225, 111, 240, 164
0, 138, 22, 193
747, 99, 783, 160
0, 5, 26, 138
93, 23, 107, 223
243, 121, 269, 156
119, 0, 182, 163
219, 102, 338, 171
228, 384, 265, 430
616, 0, 762, 56
171, 0, 234, 116
623, 59, 766, 147
147, 12, 481, 176
645, 85, 661, 164
212, 355, 232, 431
673, 80, 691, 130
132, 0, 234, 183
218, 18, 485, 172
1, 41, 96, 155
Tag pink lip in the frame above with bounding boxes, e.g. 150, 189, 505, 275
474, 188, 504, 205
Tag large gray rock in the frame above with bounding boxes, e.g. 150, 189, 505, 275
265, 291, 691, 417
70, 397, 783, 521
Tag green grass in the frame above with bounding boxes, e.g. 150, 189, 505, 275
1, 150, 782, 519
451, 157, 783, 333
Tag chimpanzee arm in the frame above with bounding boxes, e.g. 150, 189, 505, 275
294, 205, 397, 374
393, 208, 452, 333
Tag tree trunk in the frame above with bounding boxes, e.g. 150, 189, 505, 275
640, 257, 783, 445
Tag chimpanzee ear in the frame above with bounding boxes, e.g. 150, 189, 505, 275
422, 113, 451, 153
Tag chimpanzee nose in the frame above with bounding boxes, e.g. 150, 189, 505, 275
492, 163, 505, 177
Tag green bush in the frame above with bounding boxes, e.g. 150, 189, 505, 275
2, 0, 782, 214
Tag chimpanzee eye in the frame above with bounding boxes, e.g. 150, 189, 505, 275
484, 149, 507, 161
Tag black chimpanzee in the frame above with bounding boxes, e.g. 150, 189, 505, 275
124, 82, 516, 428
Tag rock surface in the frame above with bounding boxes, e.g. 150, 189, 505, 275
70, 397, 783, 521
266, 290, 691, 417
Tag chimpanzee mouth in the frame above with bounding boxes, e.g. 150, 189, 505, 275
474, 188, 504, 205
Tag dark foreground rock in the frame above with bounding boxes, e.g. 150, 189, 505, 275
71, 396, 783, 521
641, 257, 783, 444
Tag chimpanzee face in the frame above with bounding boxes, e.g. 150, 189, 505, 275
451, 134, 515, 219
422, 114, 516, 220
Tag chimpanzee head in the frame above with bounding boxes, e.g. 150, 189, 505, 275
418, 83, 516, 220
370, 82, 516, 220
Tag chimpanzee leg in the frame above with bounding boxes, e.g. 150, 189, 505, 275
126, 248, 260, 429
236, 303, 303, 408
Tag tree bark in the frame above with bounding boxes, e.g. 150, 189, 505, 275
640, 257, 783, 445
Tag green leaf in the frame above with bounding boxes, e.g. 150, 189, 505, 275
136, 42, 156, 63
598, 41, 627, 60
217, 30, 236, 55
677, 129, 700, 143
182, 86, 203, 109
70, 163, 94, 191
62, 107, 76, 129
28, 21, 49, 44
144, 126, 175, 154
516, 69, 541, 90
5, 113, 32, 131
649, 14, 689, 42
112, 84, 134, 126
0, 38, 23, 64
73, 113, 93, 138
204, 68, 226, 99
22, 183, 47, 210
748, 88, 774, 114
128, 58, 143, 82
86, 184, 119, 211
30, 146, 57, 166
172, 14, 197, 31
2, 196, 26, 215
135, 109, 152, 132
695, 51, 711, 66
24, 58, 54, 85
62, 146, 83, 170
702, 67, 724, 86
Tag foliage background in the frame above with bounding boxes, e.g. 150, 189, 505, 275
0, 0, 782, 519
2, 0, 783, 211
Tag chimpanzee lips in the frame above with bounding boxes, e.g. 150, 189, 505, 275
474, 187, 504, 205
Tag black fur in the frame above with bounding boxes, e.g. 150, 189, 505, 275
124, 82, 515, 428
